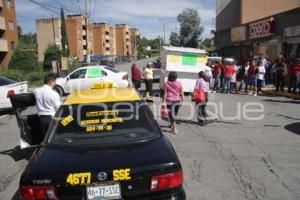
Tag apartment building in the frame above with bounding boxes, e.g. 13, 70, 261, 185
0, 0, 18, 70
215, 0, 300, 62
115, 24, 131, 56
66, 14, 89, 61
36, 16, 139, 61
92, 23, 112, 55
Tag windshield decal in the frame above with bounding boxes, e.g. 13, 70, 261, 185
86, 125, 113, 133
60, 115, 74, 126
86, 110, 119, 117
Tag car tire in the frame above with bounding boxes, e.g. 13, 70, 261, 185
54, 86, 64, 96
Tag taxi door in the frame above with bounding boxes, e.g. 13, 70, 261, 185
65, 68, 87, 93
10, 93, 43, 149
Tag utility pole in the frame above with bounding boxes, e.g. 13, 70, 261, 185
51, 15, 56, 44
163, 22, 165, 45
84, 0, 89, 63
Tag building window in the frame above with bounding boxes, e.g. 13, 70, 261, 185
6, 0, 11, 10
11, 41, 16, 50
8, 21, 14, 31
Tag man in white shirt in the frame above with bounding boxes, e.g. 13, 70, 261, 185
34, 73, 61, 138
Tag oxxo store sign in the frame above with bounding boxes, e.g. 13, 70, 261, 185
249, 18, 275, 39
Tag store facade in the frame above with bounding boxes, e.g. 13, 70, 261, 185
215, 7, 300, 63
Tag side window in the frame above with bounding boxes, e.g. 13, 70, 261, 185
69, 69, 87, 79
87, 67, 106, 78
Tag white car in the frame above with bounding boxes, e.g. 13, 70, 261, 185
0, 76, 28, 110
54, 65, 130, 95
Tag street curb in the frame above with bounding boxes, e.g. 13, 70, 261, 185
262, 89, 300, 100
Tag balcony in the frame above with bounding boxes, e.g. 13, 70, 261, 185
105, 42, 110, 48
105, 35, 110, 40
0, 39, 8, 52
82, 30, 86, 36
0, 17, 6, 30
125, 34, 130, 39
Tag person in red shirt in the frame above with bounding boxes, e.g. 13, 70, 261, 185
288, 59, 300, 93
247, 59, 258, 96
213, 61, 222, 92
223, 60, 235, 94
131, 63, 141, 89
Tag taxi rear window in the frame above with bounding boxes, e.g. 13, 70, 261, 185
48, 101, 160, 146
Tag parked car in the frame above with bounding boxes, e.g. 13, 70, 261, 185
0, 76, 28, 110
54, 65, 130, 95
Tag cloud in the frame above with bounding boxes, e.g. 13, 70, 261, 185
16, 0, 216, 39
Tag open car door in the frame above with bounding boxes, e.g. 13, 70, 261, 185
10, 93, 43, 149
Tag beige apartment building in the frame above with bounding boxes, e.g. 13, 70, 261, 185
36, 17, 139, 61
115, 24, 131, 56
0, 0, 18, 70
36, 14, 89, 61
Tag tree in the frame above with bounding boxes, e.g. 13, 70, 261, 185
43, 44, 61, 71
177, 8, 204, 48
17, 26, 22, 40
60, 8, 69, 57
169, 32, 180, 47
8, 47, 39, 71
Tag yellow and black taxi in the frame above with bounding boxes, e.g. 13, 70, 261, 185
15, 83, 186, 200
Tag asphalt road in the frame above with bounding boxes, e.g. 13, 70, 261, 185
0, 59, 300, 200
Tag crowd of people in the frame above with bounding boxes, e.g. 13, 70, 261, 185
208, 54, 300, 96
130, 55, 300, 133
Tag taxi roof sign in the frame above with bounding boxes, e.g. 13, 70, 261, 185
64, 87, 141, 105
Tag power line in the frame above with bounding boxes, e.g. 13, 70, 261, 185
52, 0, 79, 13
27, 0, 59, 14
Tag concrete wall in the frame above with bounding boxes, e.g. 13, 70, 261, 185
36, 18, 61, 62
216, 0, 241, 31
241, 0, 300, 24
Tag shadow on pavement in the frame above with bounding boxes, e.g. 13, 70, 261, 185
262, 99, 300, 104
0, 145, 37, 162
0, 108, 14, 116
284, 122, 300, 135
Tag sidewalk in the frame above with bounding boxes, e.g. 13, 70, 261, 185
262, 87, 300, 100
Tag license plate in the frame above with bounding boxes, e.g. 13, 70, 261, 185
87, 183, 121, 200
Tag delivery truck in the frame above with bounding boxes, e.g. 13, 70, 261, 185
159, 46, 208, 93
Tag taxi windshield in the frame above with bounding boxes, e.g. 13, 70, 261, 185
48, 101, 160, 146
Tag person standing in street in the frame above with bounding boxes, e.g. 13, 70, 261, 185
256, 60, 266, 94
273, 56, 287, 92
34, 73, 61, 139
223, 60, 235, 94
131, 63, 141, 90
248, 59, 258, 96
288, 59, 300, 93
213, 60, 222, 92
143, 64, 153, 100
237, 61, 249, 93
194, 71, 209, 126
163, 72, 184, 134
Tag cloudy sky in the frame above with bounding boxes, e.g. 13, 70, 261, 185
16, 0, 216, 40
